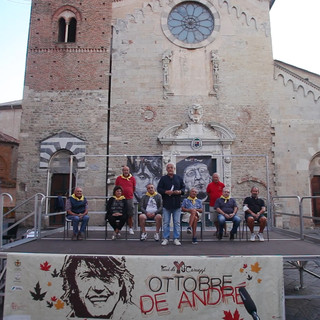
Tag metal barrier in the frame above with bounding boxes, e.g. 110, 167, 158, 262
0, 193, 45, 249
271, 195, 320, 241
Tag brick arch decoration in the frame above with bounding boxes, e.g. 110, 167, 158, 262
237, 176, 267, 189
52, 5, 82, 22
40, 131, 86, 169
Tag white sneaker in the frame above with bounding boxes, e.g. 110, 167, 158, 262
129, 228, 134, 235
154, 233, 160, 241
161, 239, 169, 246
140, 232, 147, 241
250, 233, 256, 242
173, 239, 181, 246
112, 233, 116, 240
257, 233, 265, 242
116, 232, 121, 239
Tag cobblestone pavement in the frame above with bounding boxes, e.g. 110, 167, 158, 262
284, 260, 320, 320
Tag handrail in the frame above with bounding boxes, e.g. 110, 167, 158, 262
0, 193, 13, 248
271, 195, 303, 239
0, 193, 45, 248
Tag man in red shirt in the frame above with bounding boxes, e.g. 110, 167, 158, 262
115, 166, 136, 234
206, 172, 226, 236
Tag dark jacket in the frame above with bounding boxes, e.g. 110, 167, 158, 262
157, 174, 185, 210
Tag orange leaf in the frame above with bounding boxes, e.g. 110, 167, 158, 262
250, 262, 262, 273
54, 299, 65, 310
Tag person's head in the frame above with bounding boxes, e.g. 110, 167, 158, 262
146, 184, 155, 195
183, 162, 210, 194
251, 186, 259, 198
166, 163, 175, 176
212, 173, 220, 183
113, 185, 123, 197
222, 187, 231, 198
122, 166, 130, 177
74, 187, 83, 199
60, 256, 134, 318
189, 187, 198, 199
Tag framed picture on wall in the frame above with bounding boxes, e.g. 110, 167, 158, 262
127, 156, 162, 202
176, 156, 216, 200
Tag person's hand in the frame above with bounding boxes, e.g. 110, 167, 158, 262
146, 213, 155, 219
165, 190, 174, 196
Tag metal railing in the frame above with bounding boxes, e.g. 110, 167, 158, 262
0, 193, 45, 249
271, 195, 320, 242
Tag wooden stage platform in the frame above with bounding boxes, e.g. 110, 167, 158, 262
1, 228, 319, 258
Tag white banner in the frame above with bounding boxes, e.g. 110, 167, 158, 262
4, 253, 284, 319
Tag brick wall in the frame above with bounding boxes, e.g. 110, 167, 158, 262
25, 0, 112, 91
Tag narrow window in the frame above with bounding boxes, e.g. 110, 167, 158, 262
58, 15, 77, 43
58, 17, 66, 42
68, 18, 77, 42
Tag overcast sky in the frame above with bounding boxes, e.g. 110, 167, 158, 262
0, 0, 319, 103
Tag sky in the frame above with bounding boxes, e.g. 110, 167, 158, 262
0, 0, 319, 103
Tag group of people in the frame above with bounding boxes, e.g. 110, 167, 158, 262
66, 163, 267, 244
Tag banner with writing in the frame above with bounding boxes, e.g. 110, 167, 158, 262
4, 253, 284, 319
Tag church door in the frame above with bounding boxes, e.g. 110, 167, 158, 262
311, 176, 320, 225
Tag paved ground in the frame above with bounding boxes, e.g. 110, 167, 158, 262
284, 260, 320, 320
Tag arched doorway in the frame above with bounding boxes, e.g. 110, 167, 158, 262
49, 150, 77, 226
309, 154, 320, 225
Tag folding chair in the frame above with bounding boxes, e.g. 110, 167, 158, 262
180, 212, 203, 242
242, 213, 269, 241
63, 213, 89, 240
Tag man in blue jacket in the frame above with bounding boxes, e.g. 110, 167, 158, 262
157, 163, 185, 246
66, 187, 89, 240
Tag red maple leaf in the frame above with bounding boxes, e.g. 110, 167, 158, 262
40, 261, 51, 271
51, 296, 57, 302
222, 309, 244, 320
243, 264, 247, 269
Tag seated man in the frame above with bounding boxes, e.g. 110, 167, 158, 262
214, 187, 240, 240
139, 184, 163, 241
66, 187, 89, 240
181, 187, 203, 244
243, 186, 267, 242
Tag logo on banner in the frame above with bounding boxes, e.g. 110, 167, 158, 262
191, 138, 202, 150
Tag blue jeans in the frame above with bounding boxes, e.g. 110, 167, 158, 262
162, 207, 181, 240
67, 215, 89, 234
218, 214, 240, 235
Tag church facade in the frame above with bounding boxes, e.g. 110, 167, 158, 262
16, 0, 320, 226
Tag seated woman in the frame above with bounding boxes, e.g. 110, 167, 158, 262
181, 187, 203, 244
106, 185, 128, 240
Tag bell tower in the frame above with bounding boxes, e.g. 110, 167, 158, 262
17, 0, 113, 203
25, 1, 112, 91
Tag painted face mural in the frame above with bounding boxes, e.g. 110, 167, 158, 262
60, 256, 134, 318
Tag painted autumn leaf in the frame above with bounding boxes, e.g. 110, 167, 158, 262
223, 309, 244, 320
30, 282, 47, 301
54, 299, 65, 310
251, 262, 262, 273
40, 261, 51, 271
51, 268, 59, 277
